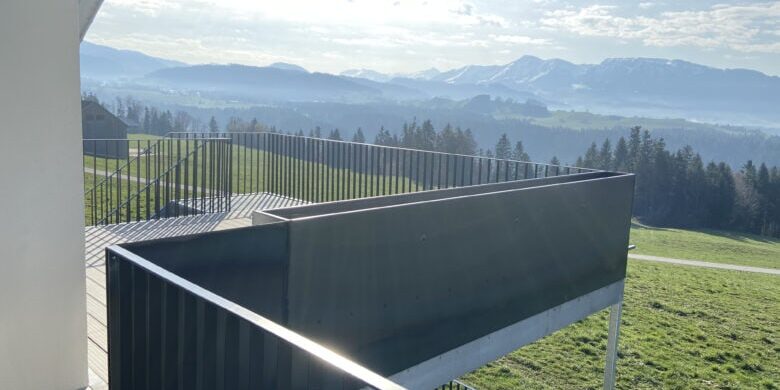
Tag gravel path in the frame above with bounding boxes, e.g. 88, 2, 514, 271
628, 253, 780, 275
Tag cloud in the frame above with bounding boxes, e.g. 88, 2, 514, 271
541, 2, 780, 53
489, 34, 550, 45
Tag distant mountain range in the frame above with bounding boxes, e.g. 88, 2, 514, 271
80, 42, 185, 80
80, 41, 780, 127
341, 56, 780, 125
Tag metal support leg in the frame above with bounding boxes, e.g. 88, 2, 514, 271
603, 300, 623, 390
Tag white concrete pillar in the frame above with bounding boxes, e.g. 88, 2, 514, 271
0, 0, 88, 388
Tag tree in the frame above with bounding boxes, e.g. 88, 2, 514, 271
208, 116, 219, 133
173, 111, 193, 132
550, 156, 560, 165
400, 120, 418, 148
598, 139, 613, 170
627, 126, 642, 171
512, 141, 530, 161
613, 137, 629, 171
582, 142, 599, 168
436, 123, 458, 153
248, 118, 260, 132
418, 120, 436, 150
459, 128, 478, 155
495, 133, 511, 159
374, 126, 396, 146
352, 128, 365, 143
226, 117, 246, 132
328, 129, 342, 141
142, 107, 151, 133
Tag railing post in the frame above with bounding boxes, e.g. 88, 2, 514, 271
603, 299, 623, 390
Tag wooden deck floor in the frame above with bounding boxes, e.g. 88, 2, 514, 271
84, 192, 304, 389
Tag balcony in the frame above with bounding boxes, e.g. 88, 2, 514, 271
83, 132, 634, 389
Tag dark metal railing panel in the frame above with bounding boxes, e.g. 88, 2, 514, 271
106, 244, 406, 390
167, 131, 592, 203
86, 132, 593, 226
83, 138, 232, 226
278, 172, 635, 376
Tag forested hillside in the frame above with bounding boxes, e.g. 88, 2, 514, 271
571, 127, 779, 237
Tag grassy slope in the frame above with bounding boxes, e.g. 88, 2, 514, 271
463, 260, 780, 389
630, 223, 780, 269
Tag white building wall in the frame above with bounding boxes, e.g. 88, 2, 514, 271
0, 0, 88, 389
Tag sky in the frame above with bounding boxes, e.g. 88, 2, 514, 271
85, 0, 780, 76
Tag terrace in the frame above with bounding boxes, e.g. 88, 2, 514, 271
82, 132, 635, 389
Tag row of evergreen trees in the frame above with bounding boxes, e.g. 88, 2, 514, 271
569, 127, 779, 237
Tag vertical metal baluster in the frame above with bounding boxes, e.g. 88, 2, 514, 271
248, 133, 254, 193
343, 142, 349, 200
477, 158, 483, 185
401, 149, 412, 193
394, 148, 400, 195
345, 143, 351, 200
422, 152, 428, 191
381, 146, 388, 195
175, 139, 181, 217
183, 138, 189, 216
363, 144, 369, 197
327, 140, 333, 201
273, 135, 278, 197
354, 143, 360, 199
135, 140, 140, 221
374, 146, 380, 196
242, 133, 247, 194
307, 137, 313, 202
311, 138, 317, 202
286, 135, 292, 199
201, 138, 207, 214
300, 136, 306, 201
209, 138, 214, 213
459, 156, 465, 187
125, 140, 130, 222
440, 154, 446, 189
256, 133, 260, 193
415, 151, 422, 192
321, 138, 327, 202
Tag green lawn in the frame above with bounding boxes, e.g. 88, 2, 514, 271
463, 260, 780, 389
630, 223, 780, 269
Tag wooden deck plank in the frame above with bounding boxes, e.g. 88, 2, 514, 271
86, 276, 106, 305
88, 338, 109, 384
83, 192, 304, 388
87, 293, 107, 326
87, 314, 108, 352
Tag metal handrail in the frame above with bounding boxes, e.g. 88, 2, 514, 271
108, 245, 405, 390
